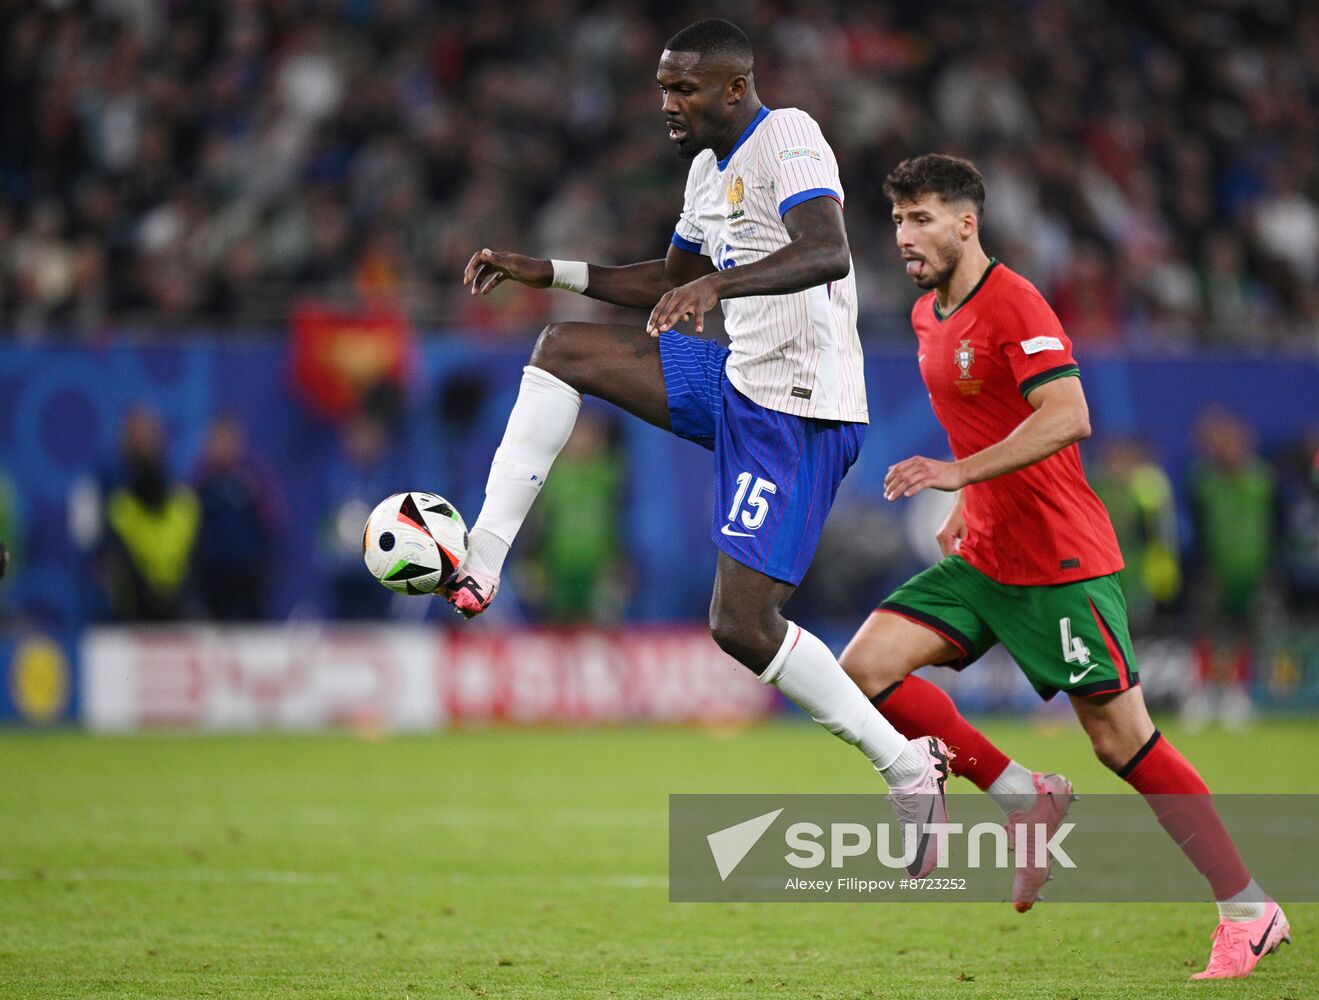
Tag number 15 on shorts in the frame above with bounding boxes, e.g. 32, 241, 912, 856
725, 472, 776, 536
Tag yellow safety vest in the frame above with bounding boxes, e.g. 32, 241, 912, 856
106, 487, 200, 595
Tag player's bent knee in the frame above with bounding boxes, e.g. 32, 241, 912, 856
529, 322, 586, 385
1088, 731, 1128, 772
708, 617, 751, 666
708, 613, 780, 675
837, 644, 870, 686
837, 643, 895, 697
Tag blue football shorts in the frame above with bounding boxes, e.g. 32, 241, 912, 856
658, 331, 865, 585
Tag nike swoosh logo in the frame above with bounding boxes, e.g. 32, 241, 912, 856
1250, 911, 1279, 956
721, 524, 754, 538
454, 576, 484, 600
1068, 662, 1100, 684
907, 800, 936, 876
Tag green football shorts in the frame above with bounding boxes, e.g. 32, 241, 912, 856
878, 555, 1138, 701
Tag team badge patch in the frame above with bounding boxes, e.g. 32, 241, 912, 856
727, 176, 745, 221
955, 339, 983, 396
955, 340, 975, 379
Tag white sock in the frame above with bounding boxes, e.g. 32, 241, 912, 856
1217, 878, 1267, 922
462, 528, 510, 580
986, 760, 1038, 815
466, 365, 581, 578
760, 622, 919, 785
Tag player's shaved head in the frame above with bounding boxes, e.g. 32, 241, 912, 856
664, 18, 754, 75
884, 154, 986, 223
657, 18, 759, 161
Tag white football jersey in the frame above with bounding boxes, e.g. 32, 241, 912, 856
672, 107, 867, 422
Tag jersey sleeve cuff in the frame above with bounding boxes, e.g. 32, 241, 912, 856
1019, 363, 1080, 399
778, 188, 842, 218
671, 231, 703, 254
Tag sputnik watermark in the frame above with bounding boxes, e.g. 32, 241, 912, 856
706, 811, 1073, 881
781, 820, 1075, 872
669, 793, 1319, 903
784, 877, 970, 893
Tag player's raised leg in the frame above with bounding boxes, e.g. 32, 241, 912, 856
1070, 686, 1288, 979
442, 321, 670, 617
709, 553, 950, 876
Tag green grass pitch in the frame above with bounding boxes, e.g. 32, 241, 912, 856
1, 718, 1314, 998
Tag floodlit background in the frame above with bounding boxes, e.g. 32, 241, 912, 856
2, 0, 1316, 727
2, 3, 1318, 997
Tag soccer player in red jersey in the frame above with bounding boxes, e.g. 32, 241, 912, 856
838, 154, 1289, 979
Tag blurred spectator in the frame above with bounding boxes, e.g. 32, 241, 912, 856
318, 412, 398, 620
1198, 230, 1266, 346
1090, 437, 1181, 634
1250, 163, 1319, 288
0, 1, 1317, 343
9, 200, 73, 339
97, 405, 199, 621
1276, 430, 1319, 615
933, 50, 1035, 145
518, 410, 630, 624
1051, 240, 1123, 345
0, 465, 21, 622
193, 414, 283, 621
1184, 407, 1276, 728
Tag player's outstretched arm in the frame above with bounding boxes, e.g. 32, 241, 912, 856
464, 249, 553, 292
463, 246, 714, 311
884, 378, 1092, 500
647, 197, 850, 335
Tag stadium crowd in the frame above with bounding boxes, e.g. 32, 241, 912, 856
2, 0, 1318, 346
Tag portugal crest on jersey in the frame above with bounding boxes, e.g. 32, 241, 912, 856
955, 339, 975, 379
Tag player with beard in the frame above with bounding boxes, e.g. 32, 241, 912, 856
838, 153, 1289, 979
440, 19, 950, 866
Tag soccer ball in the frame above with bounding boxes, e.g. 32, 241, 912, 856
362, 492, 468, 594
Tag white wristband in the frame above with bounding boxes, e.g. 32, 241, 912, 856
550, 259, 589, 293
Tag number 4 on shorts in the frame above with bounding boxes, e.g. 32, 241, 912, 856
1060, 617, 1091, 666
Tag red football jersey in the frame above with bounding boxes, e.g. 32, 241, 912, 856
911, 260, 1124, 585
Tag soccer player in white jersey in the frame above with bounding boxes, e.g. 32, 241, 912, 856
444, 18, 950, 866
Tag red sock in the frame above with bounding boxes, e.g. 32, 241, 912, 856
872, 676, 1010, 790
1120, 730, 1251, 900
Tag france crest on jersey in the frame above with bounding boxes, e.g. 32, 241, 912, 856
671, 107, 868, 424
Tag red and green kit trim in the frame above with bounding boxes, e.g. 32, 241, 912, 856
1019, 363, 1080, 400
877, 555, 1140, 701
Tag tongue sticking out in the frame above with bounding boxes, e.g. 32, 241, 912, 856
905, 259, 924, 278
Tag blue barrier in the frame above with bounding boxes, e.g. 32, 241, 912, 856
1, 339, 1317, 631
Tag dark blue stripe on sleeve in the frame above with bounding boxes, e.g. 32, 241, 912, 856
778, 188, 842, 218
671, 232, 702, 254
